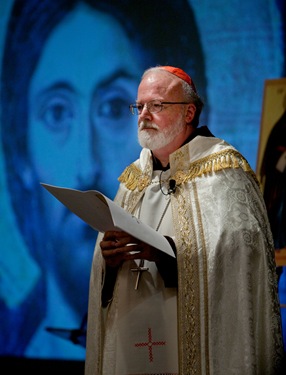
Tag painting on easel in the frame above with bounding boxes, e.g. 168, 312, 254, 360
256, 78, 286, 263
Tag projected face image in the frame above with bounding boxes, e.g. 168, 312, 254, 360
29, 5, 140, 198
24, 4, 141, 356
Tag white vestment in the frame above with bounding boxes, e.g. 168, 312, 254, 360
85, 135, 284, 375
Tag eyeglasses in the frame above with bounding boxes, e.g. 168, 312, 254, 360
129, 99, 190, 115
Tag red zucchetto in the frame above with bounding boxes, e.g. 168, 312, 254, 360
159, 66, 197, 93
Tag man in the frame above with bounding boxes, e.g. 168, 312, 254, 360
85, 66, 284, 374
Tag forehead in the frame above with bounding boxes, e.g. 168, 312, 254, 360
30, 5, 140, 94
137, 70, 182, 100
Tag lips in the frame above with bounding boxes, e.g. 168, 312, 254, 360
140, 126, 155, 130
139, 121, 158, 131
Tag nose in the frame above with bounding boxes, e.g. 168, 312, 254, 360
76, 118, 99, 187
139, 103, 152, 120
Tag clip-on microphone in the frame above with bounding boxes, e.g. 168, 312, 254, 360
168, 179, 176, 194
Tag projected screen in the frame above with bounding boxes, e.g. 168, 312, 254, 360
0, 0, 285, 360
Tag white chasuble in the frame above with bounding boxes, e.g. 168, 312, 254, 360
85, 137, 284, 375
102, 170, 179, 375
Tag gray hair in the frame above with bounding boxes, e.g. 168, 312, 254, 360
181, 80, 204, 128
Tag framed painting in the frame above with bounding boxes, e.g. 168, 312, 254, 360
256, 78, 286, 185
256, 78, 286, 261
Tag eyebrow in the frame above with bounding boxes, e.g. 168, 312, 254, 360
35, 69, 139, 98
96, 69, 139, 90
36, 81, 77, 98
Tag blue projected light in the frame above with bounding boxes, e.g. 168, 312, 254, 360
0, 0, 285, 361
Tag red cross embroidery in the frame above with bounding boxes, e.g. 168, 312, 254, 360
134, 327, 166, 362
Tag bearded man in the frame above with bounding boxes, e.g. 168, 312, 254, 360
85, 66, 285, 375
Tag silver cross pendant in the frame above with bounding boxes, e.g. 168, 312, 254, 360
131, 259, 149, 290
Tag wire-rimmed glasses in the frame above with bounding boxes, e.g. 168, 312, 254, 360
129, 99, 190, 115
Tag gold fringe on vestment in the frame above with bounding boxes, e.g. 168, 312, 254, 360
118, 149, 259, 191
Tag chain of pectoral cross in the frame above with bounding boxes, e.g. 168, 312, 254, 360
131, 197, 171, 290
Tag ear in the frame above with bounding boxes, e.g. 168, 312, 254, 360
185, 103, 196, 125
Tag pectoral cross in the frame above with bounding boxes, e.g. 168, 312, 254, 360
131, 259, 149, 290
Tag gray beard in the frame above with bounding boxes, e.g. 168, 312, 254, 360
138, 116, 185, 150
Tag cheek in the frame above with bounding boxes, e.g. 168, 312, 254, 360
28, 120, 80, 184
92, 117, 140, 161
162, 112, 185, 135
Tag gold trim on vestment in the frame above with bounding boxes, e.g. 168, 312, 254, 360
193, 181, 210, 375
118, 149, 259, 192
118, 163, 150, 191
173, 186, 202, 374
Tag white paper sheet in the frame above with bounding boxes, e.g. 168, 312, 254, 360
41, 183, 175, 258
